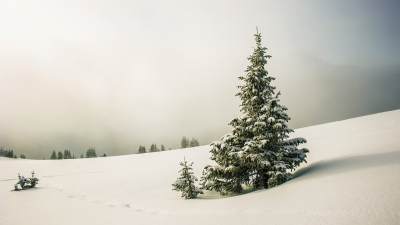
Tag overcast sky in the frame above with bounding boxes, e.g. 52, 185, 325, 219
0, 0, 399, 158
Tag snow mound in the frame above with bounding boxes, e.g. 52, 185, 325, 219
1, 110, 399, 225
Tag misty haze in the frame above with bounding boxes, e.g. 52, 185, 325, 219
1, 0, 399, 158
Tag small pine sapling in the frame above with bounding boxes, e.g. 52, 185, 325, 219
172, 158, 203, 199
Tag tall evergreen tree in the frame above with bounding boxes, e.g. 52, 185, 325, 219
63, 149, 72, 159
202, 30, 309, 194
172, 158, 202, 199
50, 150, 57, 160
9, 149, 15, 158
150, 144, 158, 152
57, 151, 63, 160
138, 145, 146, 154
161, 145, 166, 151
86, 148, 97, 158
181, 137, 189, 148
0, 148, 15, 158
189, 138, 200, 147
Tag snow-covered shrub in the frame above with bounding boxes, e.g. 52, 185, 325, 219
14, 171, 39, 191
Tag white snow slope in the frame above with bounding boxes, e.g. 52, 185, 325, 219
1, 110, 400, 225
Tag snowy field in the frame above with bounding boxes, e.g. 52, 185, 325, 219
1, 110, 399, 225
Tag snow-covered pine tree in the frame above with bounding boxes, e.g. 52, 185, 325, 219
172, 158, 202, 199
202, 30, 309, 193
201, 132, 248, 194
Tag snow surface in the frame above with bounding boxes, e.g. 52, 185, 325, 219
1, 110, 400, 225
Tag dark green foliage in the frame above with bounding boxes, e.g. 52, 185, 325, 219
138, 145, 146, 154
189, 138, 200, 147
63, 149, 72, 159
181, 137, 189, 148
181, 137, 200, 148
150, 144, 159, 152
172, 159, 203, 199
201, 30, 309, 194
20, 154, 26, 159
0, 148, 15, 158
161, 145, 166, 151
86, 148, 97, 158
57, 151, 63, 160
50, 151, 57, 160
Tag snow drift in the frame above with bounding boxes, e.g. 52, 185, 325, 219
1, 110, 399, 225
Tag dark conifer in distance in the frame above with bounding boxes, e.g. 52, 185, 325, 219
57, 151, 63, 160
138, 145, 146, 154
86, 148, 97, 158
150, 144, 159, 152
189, 138, 200, 147
181, 137, 189, 148
50, 150, 57, 160
63, 149, 72, 159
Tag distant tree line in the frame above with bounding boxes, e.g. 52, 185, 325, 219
0, 147, 26, 159
49, 148, 106, 160
137, 137, 200, 154
50, 149, 75, 159
137, 144, 166, 154
2, 136, 202, 159
180, 137, 200, 148
0, 148, 16, 158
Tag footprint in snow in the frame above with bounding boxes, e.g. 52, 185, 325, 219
91, 199, 103, 204
149, 210, 159, 215
107, 202, 118, 208
135, 208, 143, 213
78, 194, 86, 200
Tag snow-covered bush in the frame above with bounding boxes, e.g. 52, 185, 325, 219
202, 30, 309, 194
14, 171, 39, 191
172, 159, 202, 199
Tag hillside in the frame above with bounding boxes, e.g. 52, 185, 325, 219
1, 110, 399, 225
